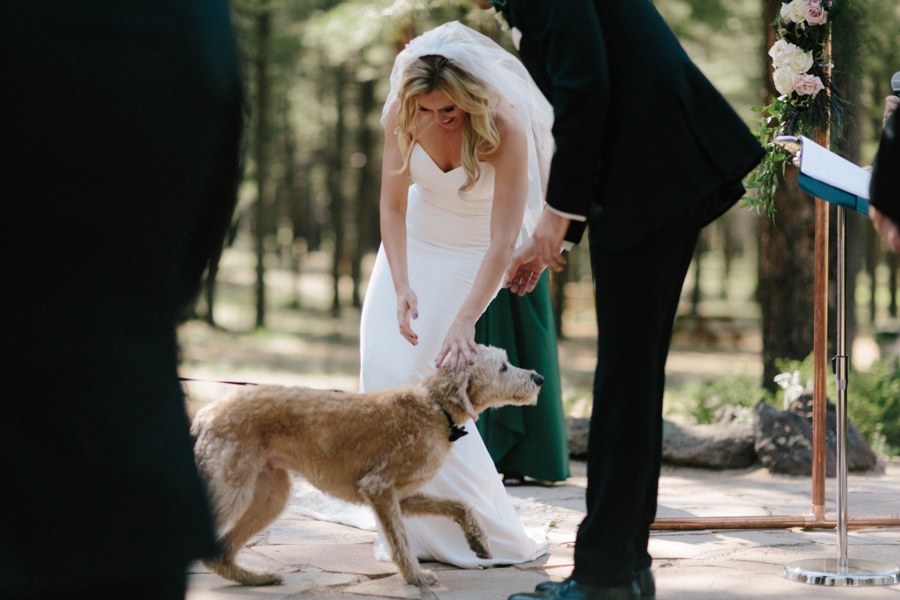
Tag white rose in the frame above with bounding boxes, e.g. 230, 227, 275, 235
788, 48, 814, 74
768, 39, 798, 68
780, 2, 794, 23
774, 66, 797, 96
788, 0, 808, 23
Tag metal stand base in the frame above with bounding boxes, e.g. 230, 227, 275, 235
783, 206, 900, 588
784, 558, 900, 586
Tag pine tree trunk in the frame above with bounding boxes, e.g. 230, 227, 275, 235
758, 167, 817, 391
327, 66, 347, 318
352, 77, 377, 309
253, 7, 271, 329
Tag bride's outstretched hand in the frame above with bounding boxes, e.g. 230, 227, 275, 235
396, 286, 419, 346
435, 321, 478, 372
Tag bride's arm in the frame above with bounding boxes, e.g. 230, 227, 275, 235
380, 102, 419, 346
436, 103, 529, 369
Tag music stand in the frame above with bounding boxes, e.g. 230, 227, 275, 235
782, 199, 900, 586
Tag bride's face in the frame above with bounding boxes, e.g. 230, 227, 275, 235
414, 90, 466, 131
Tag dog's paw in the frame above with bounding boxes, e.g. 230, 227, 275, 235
466, 533, 492, 559
406, 568, 438, 587
469, 540, 493, 559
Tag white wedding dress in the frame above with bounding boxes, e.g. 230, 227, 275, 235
352, 143, 547, 567
294, 20, 553, 570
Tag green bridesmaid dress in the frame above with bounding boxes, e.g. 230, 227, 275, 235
475, 272, 570, 483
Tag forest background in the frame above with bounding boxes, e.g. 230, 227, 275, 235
179, 0, 900, 456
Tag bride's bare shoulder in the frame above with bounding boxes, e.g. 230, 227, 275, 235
491, 100, 526, 154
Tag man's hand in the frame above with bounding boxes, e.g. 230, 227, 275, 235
870, 205, 900, 253
503, 207, 572, 295
530, 208, 570, 270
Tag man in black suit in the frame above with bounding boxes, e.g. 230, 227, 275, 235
471, 1, 764, 599
870, 99, 900, 252
1, 1, 242, 598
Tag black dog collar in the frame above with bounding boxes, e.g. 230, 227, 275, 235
441, 407, 468, 442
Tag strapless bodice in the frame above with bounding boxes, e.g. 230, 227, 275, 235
408, 143, 495, 214
405, 144, 495, 255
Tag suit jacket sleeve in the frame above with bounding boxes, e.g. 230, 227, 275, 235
871, 112, 900, 225
520, 0, 609, 243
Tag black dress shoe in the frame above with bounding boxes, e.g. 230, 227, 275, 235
509, 578, 640, 600
534, 570, 654, 599
635, 568, 655, 598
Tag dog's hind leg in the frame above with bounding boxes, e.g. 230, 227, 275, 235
399, 493, 491, 559
205, 467, 292, 586
362, 487, 437, 587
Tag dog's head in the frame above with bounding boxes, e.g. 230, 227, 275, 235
431, 344, 542, 421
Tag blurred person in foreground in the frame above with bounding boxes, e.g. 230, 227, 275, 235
0, 1, 242, 598
470, 1, 765, 599
869, 94, 900, 252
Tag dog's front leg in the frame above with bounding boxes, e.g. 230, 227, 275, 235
399, 493, 491, 559
361, 487, 437, 587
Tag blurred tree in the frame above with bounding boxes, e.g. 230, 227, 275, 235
253, 4, 271, 329
351, 75, 379, 308
860, 0, 900, 326
829, 0, 865, 358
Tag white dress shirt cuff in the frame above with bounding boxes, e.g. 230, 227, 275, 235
545, 206, 584, 251
546, 205, 587, 222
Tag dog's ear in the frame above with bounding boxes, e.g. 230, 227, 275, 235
437, 364, 478, 422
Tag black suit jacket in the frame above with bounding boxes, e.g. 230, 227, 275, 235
1, 1, 241, 594
498, 0, 764, 250
871, 112, 900, 224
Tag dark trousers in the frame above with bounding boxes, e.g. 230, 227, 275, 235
572, 199, 710, 588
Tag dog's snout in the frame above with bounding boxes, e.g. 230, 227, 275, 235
531, 373, 544, 386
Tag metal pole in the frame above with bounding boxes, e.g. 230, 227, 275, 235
835, 205, 849, 566
783, 207, 900, 586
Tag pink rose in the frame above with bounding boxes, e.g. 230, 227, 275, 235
804, 1, 827, 26
794, 74, 825, 96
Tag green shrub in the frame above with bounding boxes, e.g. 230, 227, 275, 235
776, 354, 900, 456
846, 357, 900, 456
687, 369, 772, 424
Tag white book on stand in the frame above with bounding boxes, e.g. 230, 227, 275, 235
775, 135, 870, 215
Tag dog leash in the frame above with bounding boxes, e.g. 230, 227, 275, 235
179, 377, 258, 386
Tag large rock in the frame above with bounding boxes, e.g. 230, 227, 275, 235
754, 396, 876, 476
566, 416, 590, 458
566, 415, 757, 469
661, 420, 757, 469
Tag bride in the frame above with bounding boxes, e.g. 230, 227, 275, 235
359, 21, 555, 568
301, 21, 554, 568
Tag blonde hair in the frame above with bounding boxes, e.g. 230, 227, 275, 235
395, 55, 500, 193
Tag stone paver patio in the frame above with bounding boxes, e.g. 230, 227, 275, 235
186, 460, 900, 599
